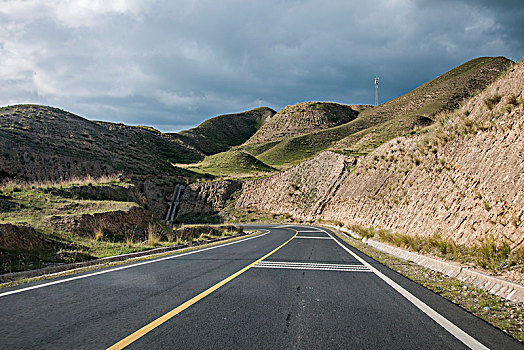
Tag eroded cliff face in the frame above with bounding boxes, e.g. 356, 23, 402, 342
322, 62, 523, 247
236, 151, 354, 219
175, 180, 241, 219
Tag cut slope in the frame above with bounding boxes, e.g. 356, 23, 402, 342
255, 57, 512, 167
245, 102, 368, 145
322, 60, 524, 248
175, 107, 275, 155
0, 105, 201, 183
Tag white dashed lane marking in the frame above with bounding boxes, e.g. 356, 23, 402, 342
295, 236, 332, 240
254, 261, 372, 272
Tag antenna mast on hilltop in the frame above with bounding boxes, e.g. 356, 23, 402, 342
374, 76, 379, 106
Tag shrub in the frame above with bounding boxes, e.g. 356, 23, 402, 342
484, 94, 501, 110
476, 235, 511, 271
147, 222, 160, 247
94, 226, 104, 241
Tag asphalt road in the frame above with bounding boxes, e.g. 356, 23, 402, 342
0, 225, 521, 349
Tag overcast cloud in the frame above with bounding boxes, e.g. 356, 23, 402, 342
0, 0, 522, 132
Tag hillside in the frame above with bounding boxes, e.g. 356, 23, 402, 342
175, 107, 275, 155
333, 56, 513, 153
0, 105, 203, 183
229, 60, 524, 279
251, 57, 512, 167
322, 60, 524, 248
245, 102, 368, 145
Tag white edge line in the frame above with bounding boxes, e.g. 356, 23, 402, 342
318, 227, 489, 350
0, 230, 271, 298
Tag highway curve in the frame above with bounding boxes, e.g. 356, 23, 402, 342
0, 225, 521, 349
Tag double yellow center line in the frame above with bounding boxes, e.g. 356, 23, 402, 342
107, 230, 297, 349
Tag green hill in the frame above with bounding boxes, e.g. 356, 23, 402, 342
174, 107, 275, 155
185, 150, 275, 177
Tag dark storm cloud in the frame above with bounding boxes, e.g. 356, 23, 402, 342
0, 0, 522, 132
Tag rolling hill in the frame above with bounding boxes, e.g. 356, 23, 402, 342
0, 105, 202, 183
0, 106, 276, 184
247, 56, 512, 167
174, 107, 275, 155
245, 102, 369, 145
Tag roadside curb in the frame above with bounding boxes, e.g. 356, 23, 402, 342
323, 225, 524, 303
0, 232, 251, 283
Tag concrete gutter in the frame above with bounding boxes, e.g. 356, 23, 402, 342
324, 225, 524, 303
0, 232, 250, 283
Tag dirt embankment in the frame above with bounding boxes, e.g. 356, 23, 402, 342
0, 224, 53, 252
175, 180, 241, 221
48, 206, 151, 240
322, 62, 523, 247
236, 151, 354, 219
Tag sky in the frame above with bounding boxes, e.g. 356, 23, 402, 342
0, 0, 523, 132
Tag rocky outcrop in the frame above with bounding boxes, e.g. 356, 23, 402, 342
236, 151, 355, 219
175, 180, 242, 219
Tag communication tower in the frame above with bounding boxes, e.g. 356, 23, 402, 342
374, 77, 379, 106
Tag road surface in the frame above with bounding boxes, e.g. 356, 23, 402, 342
0, 225, 521, 349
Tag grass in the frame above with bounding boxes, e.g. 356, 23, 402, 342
348, 225, 524, 275
179, 150, 276, 179
0, 174, 129, 192
485, 94, 502, 110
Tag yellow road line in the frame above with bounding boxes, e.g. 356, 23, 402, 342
107, 230, 297, 350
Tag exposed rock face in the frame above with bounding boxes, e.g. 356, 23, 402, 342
323, 62, 524, 247
236, 151, 354, 219
175, 180, 242, 218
